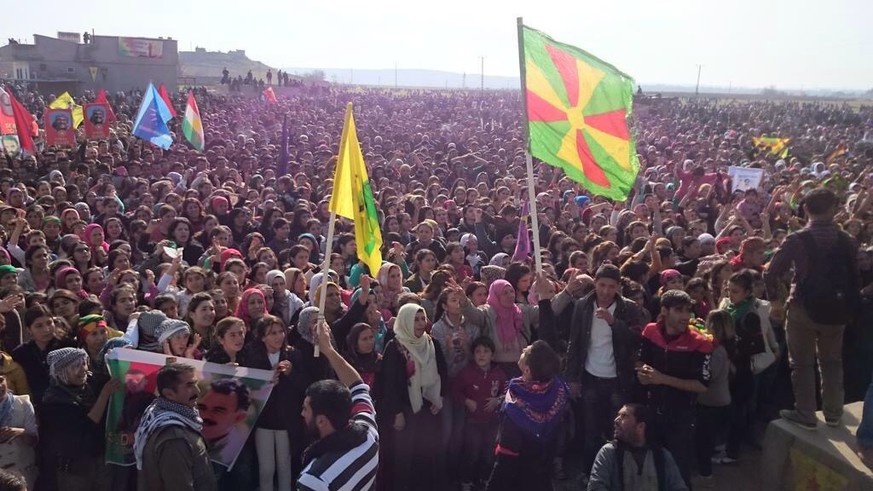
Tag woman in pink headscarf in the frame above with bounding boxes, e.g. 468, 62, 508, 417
233, 287, 268, 334
80, 223, 109, 253
458, 279, 539, 376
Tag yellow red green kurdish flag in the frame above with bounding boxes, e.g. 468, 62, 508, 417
520, 24, 639, 200
329, 103, 383, 276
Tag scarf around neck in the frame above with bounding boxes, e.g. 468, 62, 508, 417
503, 376, 569, 442
394, 304, 441, 413
726, 296, 754, 321
134, 397, 203, 470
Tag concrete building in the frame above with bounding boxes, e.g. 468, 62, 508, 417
0, 33, 178, 95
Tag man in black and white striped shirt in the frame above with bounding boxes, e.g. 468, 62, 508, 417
298, 320, 379, 491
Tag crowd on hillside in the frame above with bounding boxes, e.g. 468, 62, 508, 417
0, 79, 870, 491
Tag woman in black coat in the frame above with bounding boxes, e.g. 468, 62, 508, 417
378, 303, 448, 491
244, 315, 293, 491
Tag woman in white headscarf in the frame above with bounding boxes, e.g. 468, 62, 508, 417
379, 303, 447, 491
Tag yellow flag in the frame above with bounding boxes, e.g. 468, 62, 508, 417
49, 92, 84, 128
329, 103, 383, 276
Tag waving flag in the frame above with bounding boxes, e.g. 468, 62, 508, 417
95, 88, 117, 122
262, 86, 277, 104
49, 92, 84, 128
132, 83, 174, 149
2, 87, 35, 155
182, 90, 205, 151
519, 24, 639, 200
329, 103, 383, 276
157, 83, 177, 118
752, 136, 789, 158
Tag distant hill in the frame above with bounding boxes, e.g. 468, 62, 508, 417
283, 67, 520, 90
180, 48, 275, 83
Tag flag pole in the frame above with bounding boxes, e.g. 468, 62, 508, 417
314, 209, 338, 357
516, 17, 543, 273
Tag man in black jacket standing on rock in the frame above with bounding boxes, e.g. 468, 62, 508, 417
566, 264, 645, 477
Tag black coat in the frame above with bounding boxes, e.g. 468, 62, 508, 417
565, 293, 645, 392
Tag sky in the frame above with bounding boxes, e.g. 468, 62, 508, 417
10, 0, 873, 91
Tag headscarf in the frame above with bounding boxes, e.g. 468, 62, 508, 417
298, 233, 321, 263
296, 306, 320, 344
156, 319, 191, 345
47, 347, 89, 385
659, 269, 682, 286
487, 279, 524, 346
77, 314, 109, 342
394, 304, 441, 413
479, 265, 506, 287
234, 288, 268, 328
55, 266, 83, 295
311, 281, 341, 312
309, 270, 339, 299
265, 270, 285, 288
490, 252, 510, 266
210, 196, 229, 215
377, 262, 403, 308
81, 223, 109, 252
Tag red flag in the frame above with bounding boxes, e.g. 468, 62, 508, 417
95, 88, 116, 122
262, 86, 277, 104
157, 83, 177, 118
5, 88, 35, 154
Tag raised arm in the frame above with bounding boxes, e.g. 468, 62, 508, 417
315, 319, 362, 388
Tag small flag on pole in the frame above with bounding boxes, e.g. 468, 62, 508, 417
329, 103, 383, 276
157, 83, 177, 118
182, 90, 205, 151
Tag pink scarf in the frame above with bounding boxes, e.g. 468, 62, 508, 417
486, 280, 523, 345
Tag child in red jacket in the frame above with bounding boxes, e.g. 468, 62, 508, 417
452, 336, 507, 490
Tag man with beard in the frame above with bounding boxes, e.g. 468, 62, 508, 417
298, 320, 379, 491
135, 363, 216, 491
197, 378, 251, 463
587, 404, 687, 490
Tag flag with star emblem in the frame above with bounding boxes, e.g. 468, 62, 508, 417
519, 23, 639, 200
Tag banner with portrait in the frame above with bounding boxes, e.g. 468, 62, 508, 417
118, 37, 164, 58
104, 349, 275, 469
44, 107, 76, 147
83, 103, 110, 139
728, 166, 764, 192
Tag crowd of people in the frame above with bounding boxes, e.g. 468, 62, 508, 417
0, 78, 870, 491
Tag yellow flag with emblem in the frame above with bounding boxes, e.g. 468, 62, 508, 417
329, 103, 383, 276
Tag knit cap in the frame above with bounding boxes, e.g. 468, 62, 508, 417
156, 319, 191, 345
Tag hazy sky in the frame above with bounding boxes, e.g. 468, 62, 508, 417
11, 0, 873, 90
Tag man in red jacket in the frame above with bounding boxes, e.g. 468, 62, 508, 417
637, 290, 712, 489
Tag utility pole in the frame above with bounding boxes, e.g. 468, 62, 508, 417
462, 72, 466, 89
394, 62, 398, 88
350, 68, 353, 85
695, 64, 703, 97
480, 55, 485, 91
